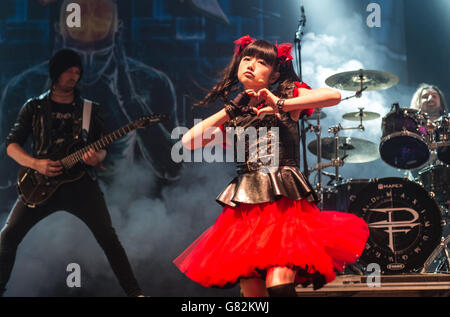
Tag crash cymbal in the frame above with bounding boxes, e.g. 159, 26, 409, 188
308, 137, 380, 163
343, 111, 380, 121
325, 69, 399, 91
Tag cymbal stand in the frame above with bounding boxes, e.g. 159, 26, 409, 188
306, 108, 346, 208
306, 108, 345, 209
307, 108, 324, 209
340, 87, 368, 102
328, 125, 345, 187
421, 235, 450, 273
356, 107, 366, 131
340, 71, 368, 102
327, 119, 366, 186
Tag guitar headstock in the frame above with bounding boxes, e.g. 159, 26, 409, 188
134, 114, 169, 129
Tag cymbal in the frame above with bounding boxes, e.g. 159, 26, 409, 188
342, 111, 380, 121
325, 69, 399, 91
308, 137, 380, 163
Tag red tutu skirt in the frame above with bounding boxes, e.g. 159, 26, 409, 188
174, 196, 369, 289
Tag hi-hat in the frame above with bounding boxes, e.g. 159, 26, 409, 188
308, 137, 380, 163
325, 69, 399, 91
343, 111, 380, 121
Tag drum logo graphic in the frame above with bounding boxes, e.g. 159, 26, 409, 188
377, 183, 403, 190
367, 207, 420, 256
348, 178, 442, 274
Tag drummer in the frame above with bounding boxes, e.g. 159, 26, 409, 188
410, 83, 448, 121
408, 84, 449, 189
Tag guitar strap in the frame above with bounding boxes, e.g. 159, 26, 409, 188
82, 99, 93, 142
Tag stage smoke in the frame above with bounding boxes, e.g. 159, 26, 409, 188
4, 160, 238, 296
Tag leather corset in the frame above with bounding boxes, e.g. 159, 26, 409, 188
224, 112, 300, 173
217, 112, 319, 207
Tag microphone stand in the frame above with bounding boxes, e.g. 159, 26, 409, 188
294, 5, 306, 81
294, 5, 309, 177
295, 5, 325, 206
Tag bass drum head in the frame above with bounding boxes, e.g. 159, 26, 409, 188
322, 179, 370, 212
379, 132, 430, 169
348, 178, 442, 274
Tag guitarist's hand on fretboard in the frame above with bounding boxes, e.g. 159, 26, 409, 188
82, 148, 106, 167
16, 114, 168, 207
33, 159, 63, 177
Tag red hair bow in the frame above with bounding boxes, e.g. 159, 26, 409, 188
277, 43, 294, 64
234, 35, 255, 56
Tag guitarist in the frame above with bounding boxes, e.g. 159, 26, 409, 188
0, 49, 142, 297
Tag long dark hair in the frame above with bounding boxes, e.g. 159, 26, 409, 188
410, 83, 448, 116
196, 39, 301, 107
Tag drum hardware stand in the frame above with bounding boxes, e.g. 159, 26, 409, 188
307, 110, 367, 209
391, 102, 400, 113
329, 125, 345, 191
322, 170, 344, 186
425, 119, 438, 144
340, 87, 368, 102
421, 235, 450, 274
305, 108, 347, 210
429, 140, 450, 150
327, 121, 365, 188
355, 107, 367, 131
340, 70, 368, 102
309, 158, 346, 178
306, 107, 325, 209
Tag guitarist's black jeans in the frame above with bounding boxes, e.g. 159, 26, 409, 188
0, 175, 142, 296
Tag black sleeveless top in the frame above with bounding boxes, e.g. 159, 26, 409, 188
216, 111, 319, 207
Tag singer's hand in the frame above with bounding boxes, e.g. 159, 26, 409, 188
248, 89, 282, 119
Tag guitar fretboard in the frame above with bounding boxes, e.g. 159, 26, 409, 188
60, 122, 137, 169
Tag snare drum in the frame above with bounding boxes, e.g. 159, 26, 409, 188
379, 109, 430, 169
436, 115, 450, 165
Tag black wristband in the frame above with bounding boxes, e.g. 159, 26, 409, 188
224, 104, 239, 120
277, 98, 286, 112
231, 91, 251, 108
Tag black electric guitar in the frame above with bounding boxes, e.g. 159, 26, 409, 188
17, 114, 168, 208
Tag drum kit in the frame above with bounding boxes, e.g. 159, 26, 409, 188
305, 69, 450, 275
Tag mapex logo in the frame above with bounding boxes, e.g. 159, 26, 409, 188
387, 263, 405, 271
378, 183, 403, 190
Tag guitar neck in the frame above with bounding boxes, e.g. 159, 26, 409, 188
60, 122, 137, 169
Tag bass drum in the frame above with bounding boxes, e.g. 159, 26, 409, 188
347, 178, 442, 274
322, 179, 370, 212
